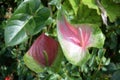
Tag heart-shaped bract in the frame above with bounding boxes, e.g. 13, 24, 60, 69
57, 11, 105, 65
24, 33, 62, 73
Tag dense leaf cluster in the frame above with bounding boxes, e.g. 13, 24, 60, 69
0, 0, 120, 80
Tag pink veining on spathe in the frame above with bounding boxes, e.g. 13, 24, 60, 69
58, 16, 92, 50
28, 33, 59, 66
78, 26, 91, 49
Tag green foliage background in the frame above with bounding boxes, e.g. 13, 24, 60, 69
0, 0, 120, 80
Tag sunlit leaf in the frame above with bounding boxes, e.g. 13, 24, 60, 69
82, 0, 100, 14
101, 0, 120, 22
69, 0, 80, 15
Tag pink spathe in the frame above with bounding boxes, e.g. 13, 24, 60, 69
58, 17, 92, 50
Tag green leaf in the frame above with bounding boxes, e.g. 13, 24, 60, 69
69, 0, 80, 15
50, 47, 63, 72
98, 49, 105, 58
101, 0, 120, 22
5, 20, 29, 46
5, 0, 50, 46
62, 0, 74, 18
72, 4, 101, 25
14, 0, 40, 14
82, 0, 100, 14
89, 54, 96, 67
104, 58, 110, 65
34, 8, 50, 34
111, 70, 120, 80
49, 0, 61, 6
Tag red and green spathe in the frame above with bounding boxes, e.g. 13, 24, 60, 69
24, 33, 62, 73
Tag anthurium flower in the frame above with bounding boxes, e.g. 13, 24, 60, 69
57, 11, 105, 66
24, 33, 63, 73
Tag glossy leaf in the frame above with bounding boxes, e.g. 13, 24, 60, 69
5, 20, 28, 46
5, 0, 50, 46
82, 0, 100, 14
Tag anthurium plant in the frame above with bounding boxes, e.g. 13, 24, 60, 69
24, 33, 63, 73
1, 0, 120, 79
57, 10, 105, 66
